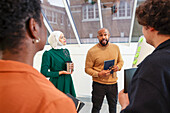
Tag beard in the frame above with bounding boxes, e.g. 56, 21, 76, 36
100, 39, 109, 46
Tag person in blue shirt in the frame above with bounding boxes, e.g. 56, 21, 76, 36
118, 0, 170, 113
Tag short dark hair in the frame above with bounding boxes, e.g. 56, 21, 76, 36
136, 0, 170, 35
0, 0, 42, 51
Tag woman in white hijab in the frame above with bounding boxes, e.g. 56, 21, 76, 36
41, 31, 76, 97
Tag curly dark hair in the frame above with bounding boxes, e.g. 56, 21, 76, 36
136, 0, 170, 35
0, 0, 41, 51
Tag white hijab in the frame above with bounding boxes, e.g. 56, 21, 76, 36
48, 31, 65, 49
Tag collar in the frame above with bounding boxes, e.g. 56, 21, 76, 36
53, 45, 66, 50
137, 39, 170, 67
153, 39, 170, 53
0, 60, 40, 76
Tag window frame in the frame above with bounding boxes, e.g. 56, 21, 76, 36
112, 1, 132, 20
44, 9, 58, 25
82, 4, 100, 22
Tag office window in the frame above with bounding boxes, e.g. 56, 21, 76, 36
54, 13, 58, 24
82, 4, 99, 21
41, 0, 78, 44
44, 9, 58, 24
45, 10, 52, 22
70, 0, 100, 44
102, 0, 134, 43
119, 2, 125, 17
131, 0, 146, 42
42, 0, 136, 44
83, 6, 87, 19
113, 1, 132, 20
127, 2, 131, 17
61, 15, 64, 25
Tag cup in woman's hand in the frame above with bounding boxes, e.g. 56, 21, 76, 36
66, 61, 73, 73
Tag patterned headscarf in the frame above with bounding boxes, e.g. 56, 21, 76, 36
48, 31, 64, 49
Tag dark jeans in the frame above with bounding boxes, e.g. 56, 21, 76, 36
91, 81, 118, 113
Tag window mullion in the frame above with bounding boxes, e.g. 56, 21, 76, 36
86, 6, 88, 19
117, 3, 119, 18
52, 11, 54, 22
94, 5, 95, 19
125, 2, 127, 17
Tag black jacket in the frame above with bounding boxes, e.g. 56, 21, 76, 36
121, 39, 170, 113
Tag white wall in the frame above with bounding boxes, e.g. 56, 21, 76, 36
132, 36, 154, 67
33, 43, 138, 97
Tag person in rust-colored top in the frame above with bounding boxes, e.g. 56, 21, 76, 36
0, 60, 76, 113
85, 28, 124, 113
0, 0, 76, 113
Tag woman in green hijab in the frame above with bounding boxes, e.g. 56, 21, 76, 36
41, 31, 76, 97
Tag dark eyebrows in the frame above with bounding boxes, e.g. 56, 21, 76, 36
98, 32, 102, 35
98, 33, 108, 36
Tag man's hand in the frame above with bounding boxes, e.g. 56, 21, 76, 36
98, 70, 110, 78
111, 65, 119, 72
118, 89, 129, 110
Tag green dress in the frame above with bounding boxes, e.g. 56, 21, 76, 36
41, 48, 76, 97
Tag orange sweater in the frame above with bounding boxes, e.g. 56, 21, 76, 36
0, 60, 76, 113
85, 43, 124, 84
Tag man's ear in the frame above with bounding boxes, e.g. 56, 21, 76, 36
28, 18, 39, 40
150, 27, 155, 31
108, 33, 110, 37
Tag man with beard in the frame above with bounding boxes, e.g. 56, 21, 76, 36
85, 28, 124, 113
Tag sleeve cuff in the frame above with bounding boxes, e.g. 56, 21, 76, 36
93, 72, 99, 77
117, 65, 120, 71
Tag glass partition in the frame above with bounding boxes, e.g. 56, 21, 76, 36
41, 0, 140, 44
41, 0, 78, 44
69, 0, 101, 44
131, 0, 146, 42
102, 0, 135, 43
